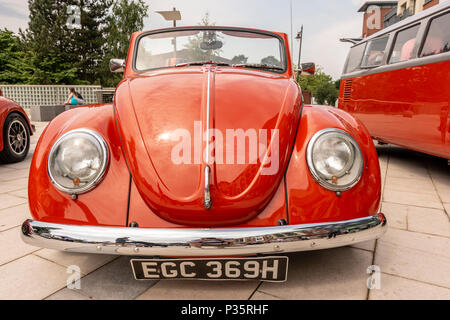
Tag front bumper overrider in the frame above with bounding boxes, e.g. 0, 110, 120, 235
21, 213, 387, 257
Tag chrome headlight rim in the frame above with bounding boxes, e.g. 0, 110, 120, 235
47, 128, 109, 195
306, 128, 364, 192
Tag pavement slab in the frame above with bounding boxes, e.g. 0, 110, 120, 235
0, 226, 39, 266
45, 288, 94, 300
407, 206, 450, 238
7, 188, 28, 199
384, 176, 437, 195
250, 291, 282, 300
378, 228, 450, 257
256, 247, 373, 300
351, 240, 376, 252
34, 249, 117, 276
381, 202, 408, 230
444, 203, 450, 218
0, 169, 31, 182
0, 254, 68, 300
137, 280, 260, 300
375, 230, 450, 289
0, 203, 30, 232
0, 178, 29, 194
427, 160, 450, 204
70, 257, 157, 300
0, 193, 27, 210
382, 189, 444, 210
369, 273, 450, 300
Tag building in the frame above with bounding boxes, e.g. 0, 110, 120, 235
358, 1, 398, 38
385, 0, 443, 26
359, 0, 443, 37
397, 0, 441, 15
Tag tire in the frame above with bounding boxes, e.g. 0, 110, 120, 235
0, 113, 31, 163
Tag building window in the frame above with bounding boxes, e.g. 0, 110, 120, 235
361, 36, 390, 67
421, 11, 450, 57
400, 3, 407, 15
389, 24, 420, 63
411, 0, 417, 14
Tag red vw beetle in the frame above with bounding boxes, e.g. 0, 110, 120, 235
0, 91, 34, 163
22, 27, 386, 282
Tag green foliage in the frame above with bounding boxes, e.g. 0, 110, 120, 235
297, 66, 339, 106
71, 0, 113, 84
0, 0, 148, 86
315, 81, 339, 106
335, 79, 341, 90
100, 0, 149, 87
260, 56, 281, 66
230, 54, 248, 65
20, 0, 82, 84
0, 29, 33, 84
183, 12, 222, 62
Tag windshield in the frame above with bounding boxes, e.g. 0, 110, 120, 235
134, 28, 286, 73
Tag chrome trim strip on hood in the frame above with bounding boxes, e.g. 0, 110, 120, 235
204, 65, 212, 210
21, 213, 387, 257
204, 165, 212, 210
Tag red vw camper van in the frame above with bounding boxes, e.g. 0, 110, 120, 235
339, 2, 450, 159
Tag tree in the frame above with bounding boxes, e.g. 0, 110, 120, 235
261, 55, 281, 66
22, 0, 122, 85
315, 81, 339, 105
70, 0, 113, 84
231, 54, 248, 65
4, 0, 149, 86
297, 66, 339, 106
335, 79, 341, 90
183, 12, 223, 62
0, 29, 33, 84
100, 0, 149, 87
20, 0, 79, 84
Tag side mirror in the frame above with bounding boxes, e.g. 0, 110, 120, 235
110, 59, 126, 73
301, 62, 315, 75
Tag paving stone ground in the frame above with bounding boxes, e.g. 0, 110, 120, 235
0, 122, 449, 300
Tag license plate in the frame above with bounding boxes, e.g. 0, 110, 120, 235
131, 256, 288, 282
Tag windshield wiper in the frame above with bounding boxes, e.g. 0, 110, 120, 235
232, 63, 284, 71
175, 61, 231, 67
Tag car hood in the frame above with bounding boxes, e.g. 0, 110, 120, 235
114, 67, 301, 226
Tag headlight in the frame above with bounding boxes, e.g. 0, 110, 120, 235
307, 128, 363, 191
48, 129, 109, 194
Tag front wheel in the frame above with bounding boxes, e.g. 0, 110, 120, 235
0, 113, 30, 163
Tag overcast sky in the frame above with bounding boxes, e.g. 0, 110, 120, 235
0, 0, 372, 79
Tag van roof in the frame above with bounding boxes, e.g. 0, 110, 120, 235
353, 1, 450, 47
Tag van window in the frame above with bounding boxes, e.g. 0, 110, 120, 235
421, 11, 450, 57
361, 36, 389, 67
344, 43, 366, 73
389, 24, 420, 63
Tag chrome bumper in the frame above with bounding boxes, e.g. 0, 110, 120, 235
21, 213, 386, 257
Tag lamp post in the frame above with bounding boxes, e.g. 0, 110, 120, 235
156, 7, 181, 27
295, 25, 303, 70
156, 8, 182, 58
